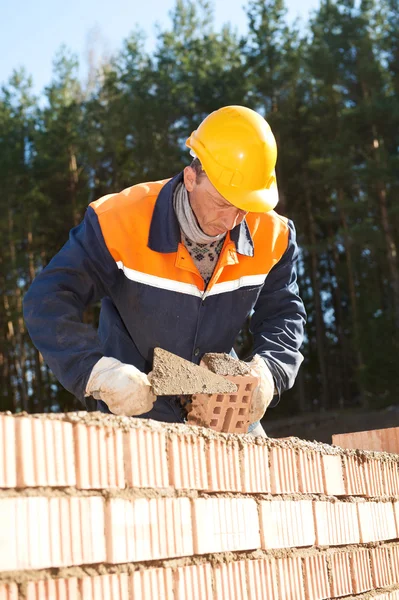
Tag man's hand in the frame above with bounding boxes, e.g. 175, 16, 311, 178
247, 354, 275, 423
85, 356, 156, 416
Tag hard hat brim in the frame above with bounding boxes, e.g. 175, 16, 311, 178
211, 176, 279, 213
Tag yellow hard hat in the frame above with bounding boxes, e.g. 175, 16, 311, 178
186, 105, 278, 213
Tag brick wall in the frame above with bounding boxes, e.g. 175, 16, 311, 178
1, 412, 399, 599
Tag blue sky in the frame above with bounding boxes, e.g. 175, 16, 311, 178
1, 0, 319, 95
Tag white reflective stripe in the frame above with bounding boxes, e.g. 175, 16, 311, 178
116, 261, 203, 297
205, 274, 267, 298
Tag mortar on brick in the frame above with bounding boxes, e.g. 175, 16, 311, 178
201, 353, 251, 377
151, 348, 237, 395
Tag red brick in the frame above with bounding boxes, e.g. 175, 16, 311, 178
0, 416, 16, 488
16, 418, 75, 487
123, 427, 168, 488
175, 564, 213, 600
0, 498, 18, 571
302, 554, 330, 600
26, 578, 78, 600
370, 546, 393, 588
314, 501, 360, 546
49, 497, 72, 567
382, 461, 399, 497
15, 417, 76, 487
130, 568, 173, 598
246, 559, 279, 600
395, 502, 399, 535
329, 552, 353, 598
357, 501, 397, 542
260, 500, 315, 549
321, 454, 345, 496
350, 549, 373, 593
0, 583, 18, 600
214, 561, 248, 600
74, 424, 124, 489
206, 438, 241, 491
389, 546, 399, 585
298, 450, 324, 494
79, 496, 106, 564
26, 497, 52, 569
333, 427, 399, 453
342, 454, 367, 495
365, 458, 386, 497
79, 574, 129, 599
188, 374, 257, 434
106, 497, 192, 563
192, 498, 260, 554
276, 556, 305, 600
270, 446, 299, 493
241, 443, 271, 493
168, 433, 208, 490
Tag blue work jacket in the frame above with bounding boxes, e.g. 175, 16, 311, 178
23, 173, 306, 422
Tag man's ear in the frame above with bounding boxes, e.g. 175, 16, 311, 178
183, 166, 196, 192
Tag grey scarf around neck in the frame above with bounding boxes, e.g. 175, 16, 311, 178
173, 182, 225, 245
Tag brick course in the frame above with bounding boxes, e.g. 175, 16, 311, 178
1, 413, 399, 599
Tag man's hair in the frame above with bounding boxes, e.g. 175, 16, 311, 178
190, 157, 206, 182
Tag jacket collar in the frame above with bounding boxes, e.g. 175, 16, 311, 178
148, 171, 254, 257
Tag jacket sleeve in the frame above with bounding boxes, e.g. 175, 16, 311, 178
23, 206, 119, 404
250, 219, 306, 406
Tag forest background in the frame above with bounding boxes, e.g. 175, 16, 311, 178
1, 0, 399, 426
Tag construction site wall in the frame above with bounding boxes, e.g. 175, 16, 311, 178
1, 411, 399, 599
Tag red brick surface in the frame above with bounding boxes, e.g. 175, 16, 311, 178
192, 498, 260, 554
206, 438, 241, 491
130, 568, 173, 599
6, 413, 399, 600
302, 554, 330, 600
241, 442, 271, 493
168, 433, 208, 490
357, 501, 397, 542
270, 446, 299, 493
0, 415, 16, 488
314, 501, 360, 546
260, 500, 315, 549
16, 418, 75, 487
333, 426, 399, 453
298, 450, 324, 494
106, 497, 192, 563
188, 374, 258, 433
370, 546, 394, 588
74, 423, 124, 489
79, 574, 129, 599
0, 583, 18, 600
342, 454, 367, 495
214, 561, 248, 600
321, 454, 345, 496
246, 559, 279, 600
329, 552, 353, 597
175, 564, 213, 600
350, 549, 373, 593
124, 427, 169, 488
276, 556, 305, 600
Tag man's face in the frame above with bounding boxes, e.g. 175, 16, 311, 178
183, 166, 248, 236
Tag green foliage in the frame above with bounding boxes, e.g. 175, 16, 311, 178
1, 0, 399, 414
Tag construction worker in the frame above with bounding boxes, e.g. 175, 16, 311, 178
23, 106, 306, 436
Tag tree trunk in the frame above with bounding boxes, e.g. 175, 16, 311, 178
326, 232, 348, 406
337, 189, 368, 407
304, 184, 330, 410
69, 148, 80, 227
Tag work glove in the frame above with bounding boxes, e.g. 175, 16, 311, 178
247, 354, 275, 423
85, 356, 156, 416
